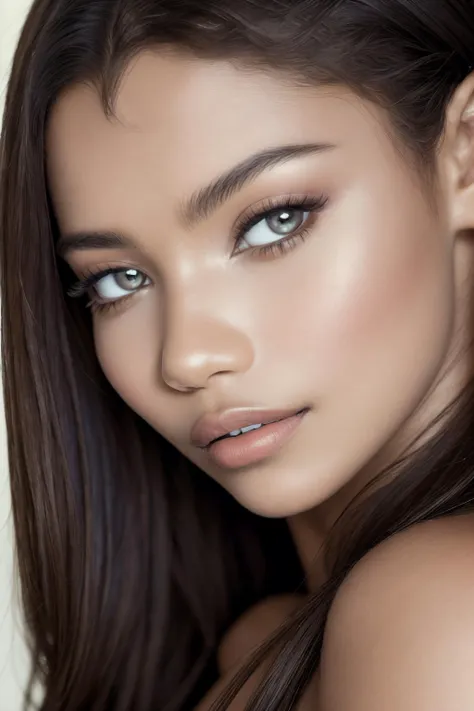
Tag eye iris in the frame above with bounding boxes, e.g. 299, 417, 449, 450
115, 269, 144, 291
266, 209, 305, 235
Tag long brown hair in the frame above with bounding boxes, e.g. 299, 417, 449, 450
1, 1, 474, 710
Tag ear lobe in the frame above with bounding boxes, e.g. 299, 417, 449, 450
444, 73, 474, 233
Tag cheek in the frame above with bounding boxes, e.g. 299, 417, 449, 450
277, 200, 454, 403
92, 299, 167, 420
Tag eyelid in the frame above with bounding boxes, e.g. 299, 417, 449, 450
67, 264, 150, 299
231, 193, 329, 251
66, 193, 328, 299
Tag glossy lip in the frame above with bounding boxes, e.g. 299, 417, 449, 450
191, 406, 310, 449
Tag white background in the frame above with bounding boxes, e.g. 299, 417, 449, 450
0, 1, 37, 709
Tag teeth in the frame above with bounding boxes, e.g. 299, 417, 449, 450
241, 423, 263, 433
229, 423, 263, 437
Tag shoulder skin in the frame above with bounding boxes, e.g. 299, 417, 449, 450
318, 514, 474, 711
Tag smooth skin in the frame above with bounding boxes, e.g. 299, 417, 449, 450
46, 50, 474, 708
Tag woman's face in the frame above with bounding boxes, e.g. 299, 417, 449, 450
47, 51, 463, 518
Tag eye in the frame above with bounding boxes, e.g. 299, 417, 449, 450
238, 208, 311, 251
94, 268, 150, 300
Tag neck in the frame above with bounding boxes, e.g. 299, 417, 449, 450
287, 511, 328, 593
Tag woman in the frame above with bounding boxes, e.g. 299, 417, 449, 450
1, 0, 474, 709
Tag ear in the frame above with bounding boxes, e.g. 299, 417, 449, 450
442, 71, 474, 234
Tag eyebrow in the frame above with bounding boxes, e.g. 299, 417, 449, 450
56, 141, 335, 258
56, 229, 132, 258
179, 141, 335, 228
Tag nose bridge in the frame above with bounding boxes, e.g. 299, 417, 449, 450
160, 282, 254, 391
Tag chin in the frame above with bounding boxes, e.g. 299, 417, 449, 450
222, 464, 338, 519
237, 498, 316, 519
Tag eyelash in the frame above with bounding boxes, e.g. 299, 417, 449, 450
234, 194, 327, 254
66, 193, 329, 315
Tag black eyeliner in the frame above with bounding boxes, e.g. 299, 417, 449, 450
232, 194, 328, 243
66, 194, 329, 302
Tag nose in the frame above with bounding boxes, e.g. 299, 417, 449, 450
160, 309, 254, 392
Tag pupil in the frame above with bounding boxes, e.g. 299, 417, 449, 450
117, 269, 142, 290
267, 209, 303, 235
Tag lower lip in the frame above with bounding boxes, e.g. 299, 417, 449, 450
207, 409, 308, 470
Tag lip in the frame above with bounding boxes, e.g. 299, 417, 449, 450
206, 408, 309, 469
191, 406, 309, 449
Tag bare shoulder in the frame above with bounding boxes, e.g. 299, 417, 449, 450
195, 594, 310, 711
217, 593, 307, 673
319, 513, 474, 711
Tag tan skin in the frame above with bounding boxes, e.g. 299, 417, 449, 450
46, 51, 474, 708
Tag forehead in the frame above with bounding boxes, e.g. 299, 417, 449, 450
45, 51, 392, 231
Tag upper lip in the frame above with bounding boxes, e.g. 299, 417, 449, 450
191, 406, 308, 448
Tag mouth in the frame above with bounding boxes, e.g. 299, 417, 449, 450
204, 407, 310, 470
208, 409, 308, 446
